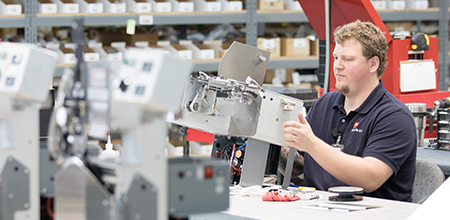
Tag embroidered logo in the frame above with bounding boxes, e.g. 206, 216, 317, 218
351, 122, 363, 133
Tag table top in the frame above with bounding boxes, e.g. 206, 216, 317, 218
191, 188, 420, 220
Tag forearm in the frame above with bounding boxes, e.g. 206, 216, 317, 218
306, 138, 391, 192
278, 146, 304, 177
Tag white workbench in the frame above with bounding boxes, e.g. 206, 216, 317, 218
191, 189, 420, 220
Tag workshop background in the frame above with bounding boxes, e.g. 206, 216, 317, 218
0, 0, 449, 156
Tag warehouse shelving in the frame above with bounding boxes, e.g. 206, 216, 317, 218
0, 0, 449, 89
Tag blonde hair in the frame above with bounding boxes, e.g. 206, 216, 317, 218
333, 20, 388, 77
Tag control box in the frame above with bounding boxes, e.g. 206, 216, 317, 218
0, 43, 57, 102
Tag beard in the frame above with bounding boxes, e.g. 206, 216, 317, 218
336, 83, 350, 95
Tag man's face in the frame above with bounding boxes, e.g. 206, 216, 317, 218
333, 39, 372, 96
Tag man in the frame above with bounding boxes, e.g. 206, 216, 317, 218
281, 20, 416, 202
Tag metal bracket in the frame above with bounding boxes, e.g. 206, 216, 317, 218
0, 157, 30, 220
122, 174, 158, 220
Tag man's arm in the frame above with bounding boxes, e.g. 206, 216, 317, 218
283, 112, 394, 193
278, 146, 304, 177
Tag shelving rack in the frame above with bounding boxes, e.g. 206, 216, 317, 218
1, 0, 449, 89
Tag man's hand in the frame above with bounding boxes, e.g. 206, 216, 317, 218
283, 112, 319, 153
281, 111, 394, 193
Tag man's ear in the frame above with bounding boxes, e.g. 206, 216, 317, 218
370, 56, 380, 73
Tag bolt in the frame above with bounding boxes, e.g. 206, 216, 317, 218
258, 55, 267, 62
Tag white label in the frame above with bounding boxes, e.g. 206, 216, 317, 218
293, 38, 307, 48
178, 50, 192, 59
139, 15, 154, 25
178, 2, 194, 12
156, 3, 172, 12
206, 2, 221, 11
262, 39, 276, 49
199, 50, 215, 59
274, 68, 286, 82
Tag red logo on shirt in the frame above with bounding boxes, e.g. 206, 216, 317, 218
353, 122, 359, 129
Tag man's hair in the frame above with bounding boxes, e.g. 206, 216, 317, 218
333, 20, 388, 78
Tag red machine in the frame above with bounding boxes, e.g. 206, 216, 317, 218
298, 0, 450, 110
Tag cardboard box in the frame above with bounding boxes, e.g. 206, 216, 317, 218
168, 0, 193, 12
191, 0, 221, 12
170, 44, 192, 59
284, 0, 301, 10
386, 0, 406, 9
405, 0, 428, 9
103, 46, 123, 61
218, 0, 242, 11
264, 68, 295, 84
258, 0, 283, 10
384, 22, 413, 32
280, 37, 310, 57
203, 40, 223, 58
59, 47, 77, 64
124, 0, 152, 12
64, 43, 100, 62
99, 0, 126, 12
371, 0, 387, 10
74, 0, 104, 13
88, 42, 123, 61
37, 0, 58, 14
0, 28, 17, 40
218, 42, 232, 57
157, 41, 192, 59
83, 47, 100, 62
0, 0, 22, 15
97, 31, 159, 47
257, 37, 280, 57
54, 0, 80, 13
180, 40, 215, 59
134, 41, 150, 47
111, 42, 127, 53
148, 44, 170, 54
149, 0, 172, 12
310, 38, 319, 56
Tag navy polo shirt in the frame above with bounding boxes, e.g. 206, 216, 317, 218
303, 81, 417, 202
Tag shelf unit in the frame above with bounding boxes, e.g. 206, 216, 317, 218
1, 0, 449, 89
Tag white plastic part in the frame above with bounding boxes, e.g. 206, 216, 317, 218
100, 130, 119, 160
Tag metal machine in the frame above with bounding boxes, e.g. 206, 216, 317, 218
50, 45, 229, 220
171, 41, 306, 188
50, 46, 191, 220
0, 43, 57, 220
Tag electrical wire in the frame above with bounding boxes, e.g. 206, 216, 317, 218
46, 197, 54, 219
237, 143, 246, 150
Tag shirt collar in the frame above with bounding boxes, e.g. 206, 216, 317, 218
332, 80, 386, 115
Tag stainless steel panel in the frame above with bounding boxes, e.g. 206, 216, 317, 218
218, 41, 270, 86
55, 157, 110, 220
